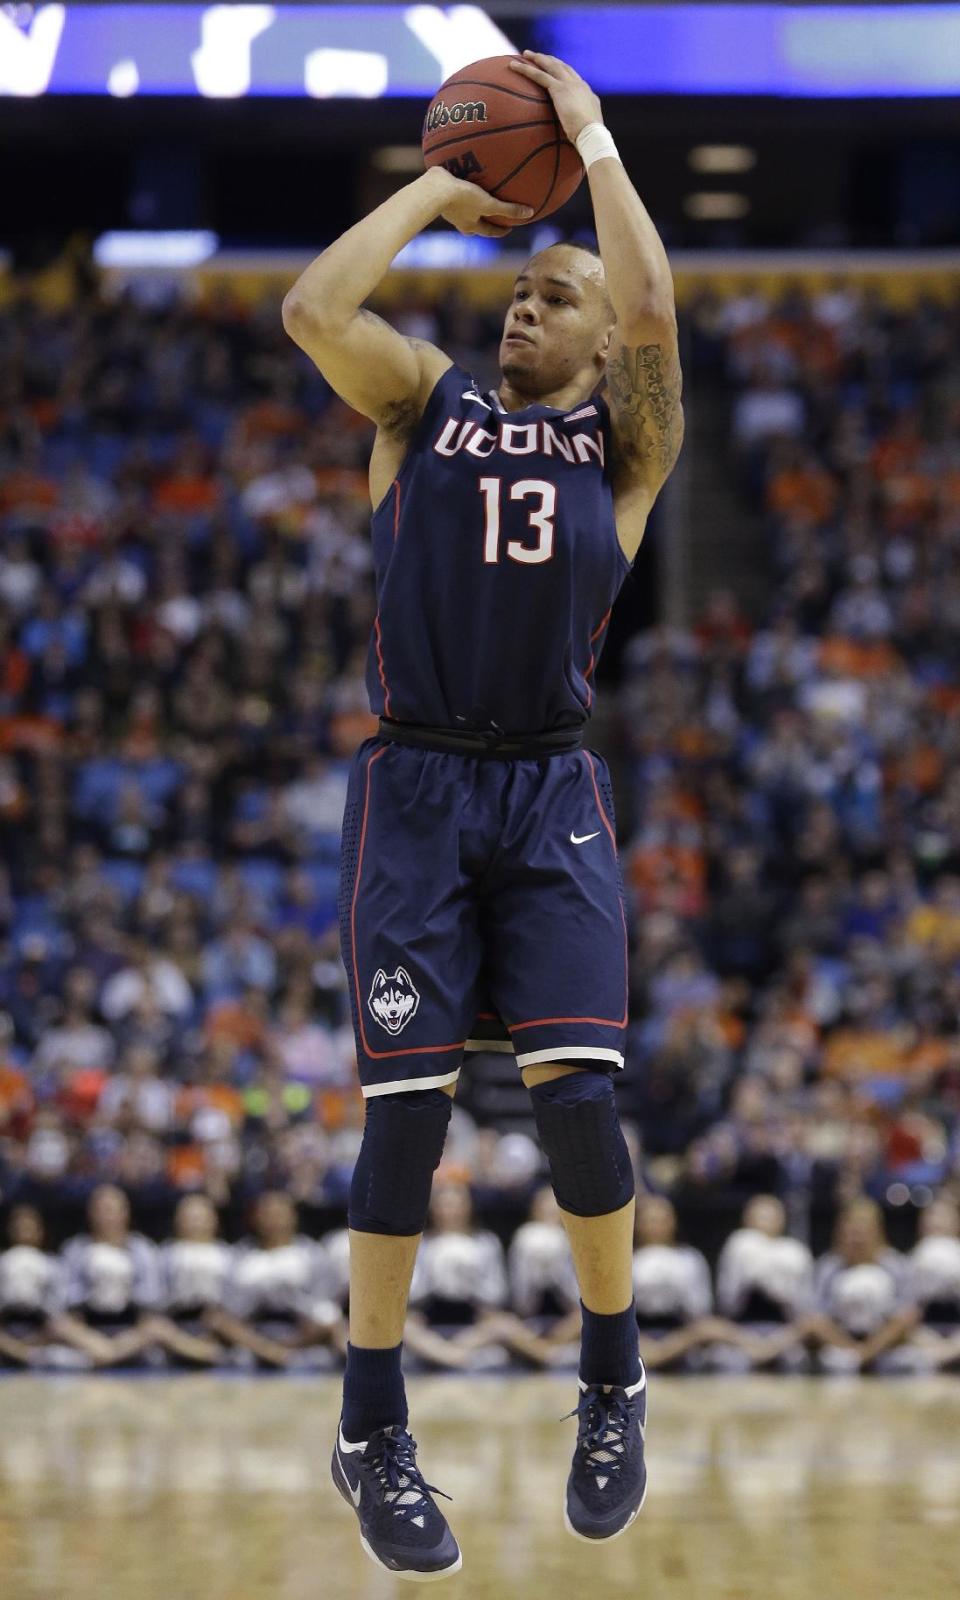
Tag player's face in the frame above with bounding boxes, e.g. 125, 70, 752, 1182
499, 247, 614, 398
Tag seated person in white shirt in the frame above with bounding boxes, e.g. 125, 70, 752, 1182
629, 1195, 730, 1371
405, 1181, 559, 1369
0, 1205, 107, 1367
715, 1194, 816, 1367
508, 1184, 580, 1331
905, 1195, 960, 1370
805, 1198, 920, 1372
61, 1185, 220, 1367
156, 1194, 236, 1366
209, 1190, 346, 1368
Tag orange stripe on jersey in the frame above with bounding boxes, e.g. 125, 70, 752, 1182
374, 612, 392, 717
583, 608, 612, 711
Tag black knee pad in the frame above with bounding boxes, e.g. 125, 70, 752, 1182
530, 1070, 635, 1218
349, 1088, 453, 1236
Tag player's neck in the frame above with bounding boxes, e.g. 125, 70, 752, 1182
496, 375, 598, 415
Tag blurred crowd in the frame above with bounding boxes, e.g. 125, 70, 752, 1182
1, 270, 960, 1366
612, 278, 960, 1247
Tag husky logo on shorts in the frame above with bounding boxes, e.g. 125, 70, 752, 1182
368, 967, 421, 1035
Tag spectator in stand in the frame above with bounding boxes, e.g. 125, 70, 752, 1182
0, 1204, 106, 1367
97, 1043, 176, 1134
508, 1184, 579, 1327
906, 1195, 960, 1370
209, 1190, 345, 1368
406, 1182, 559, 1370
30, 966, 114, 1079
805, 1199, 920, 1372
59, 1185, 166, 1366
629, 1195, 726, 1371
715, 1195, 815, 1368
100, 942, 194, 1027
156, 1194, 234, 1366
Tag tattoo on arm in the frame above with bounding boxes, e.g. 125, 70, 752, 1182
606, 341, 684, 482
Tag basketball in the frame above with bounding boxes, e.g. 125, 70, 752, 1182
422, 55, 583, 222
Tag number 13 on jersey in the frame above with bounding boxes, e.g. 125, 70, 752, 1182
480, 478, 556, 566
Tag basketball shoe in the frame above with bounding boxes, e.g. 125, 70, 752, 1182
332, 1420, 462, 1581
564, 1367, 648, 1541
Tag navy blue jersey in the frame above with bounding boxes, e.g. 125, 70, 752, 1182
366, 364, 629, 735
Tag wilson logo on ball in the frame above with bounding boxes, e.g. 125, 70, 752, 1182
424, 97, 488, 135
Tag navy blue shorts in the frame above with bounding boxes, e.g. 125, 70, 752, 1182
339, 739, 628, 1098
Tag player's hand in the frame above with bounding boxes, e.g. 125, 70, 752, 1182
509, 51, 603, 144
431, 170, 534, 237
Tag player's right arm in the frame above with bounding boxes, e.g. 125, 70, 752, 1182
282, 170, 533, 432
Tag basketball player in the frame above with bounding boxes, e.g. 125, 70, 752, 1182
283, 51, 682, 1578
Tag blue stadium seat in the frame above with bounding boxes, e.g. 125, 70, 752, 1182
238, 858, 285, 905
100, 859, 146, 906
169, 858, 219, 900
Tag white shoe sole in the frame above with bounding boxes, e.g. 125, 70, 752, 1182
333, 1443, 463, 1582
563, 1478, 648, 1544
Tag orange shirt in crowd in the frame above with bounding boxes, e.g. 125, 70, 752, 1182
203, 1000, 268, 1053
174, 1083, 245, 1129
766, 465, 839, 526
817, 637, 901, 678
822, 1028, 915, 1079
0, 471, 59, 514
152, 473, 221, 515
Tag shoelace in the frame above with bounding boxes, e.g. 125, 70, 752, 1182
365, 1428, 452, 1526
564, 1390, 632, 1486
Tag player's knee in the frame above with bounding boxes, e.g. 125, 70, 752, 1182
529, 1069, 635, 1218
348, 1088, 453, 1236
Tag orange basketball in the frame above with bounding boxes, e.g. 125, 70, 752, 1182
422, 55, 583, 223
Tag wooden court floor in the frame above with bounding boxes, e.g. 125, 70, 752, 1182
0, 1375, 958, 1600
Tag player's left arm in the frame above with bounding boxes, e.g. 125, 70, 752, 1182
511, 53, 684, 501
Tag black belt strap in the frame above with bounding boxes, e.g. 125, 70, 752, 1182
378, 717, 583, 760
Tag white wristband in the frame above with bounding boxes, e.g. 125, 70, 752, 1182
575, 122, 621, 172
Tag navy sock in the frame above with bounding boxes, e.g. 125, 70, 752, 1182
341, 1343, 408, 1442
579, 1302, 641, 1389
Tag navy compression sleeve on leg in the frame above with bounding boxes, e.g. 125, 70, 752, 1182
530, 1070, 635, 1218
348, 1088, 453, 1236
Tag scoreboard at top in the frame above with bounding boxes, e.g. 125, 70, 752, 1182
2, 4, 960, 100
